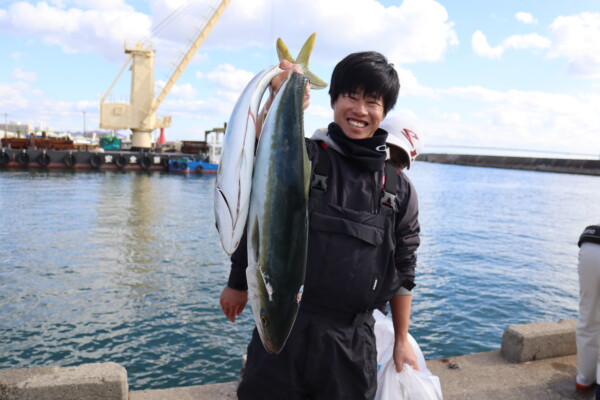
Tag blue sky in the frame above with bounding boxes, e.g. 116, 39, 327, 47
1, 0, 599, 157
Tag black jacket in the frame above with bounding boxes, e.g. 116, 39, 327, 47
228, 125, 420, 310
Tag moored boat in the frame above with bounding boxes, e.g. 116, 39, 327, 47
167, 157, 218, 174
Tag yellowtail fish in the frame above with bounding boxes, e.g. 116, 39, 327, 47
246, 72, 310, 354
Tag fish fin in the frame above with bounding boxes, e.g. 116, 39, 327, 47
304, 69, 328, 90
250, 215, 260, 262
276, 38, 294, 62
295, 33, 316, 68
295, 33, 328, 90
278, 33, 327, 89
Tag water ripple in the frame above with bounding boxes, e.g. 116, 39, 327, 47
1, 166, 597, 389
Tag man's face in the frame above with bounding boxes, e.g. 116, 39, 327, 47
332, 89, 385, 140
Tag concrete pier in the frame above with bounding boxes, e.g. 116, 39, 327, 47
417, 153, 600, 176
0, 362, 127, 400
1, 318, 595, 400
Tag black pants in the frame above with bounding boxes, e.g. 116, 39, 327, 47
238, 309, 377, 400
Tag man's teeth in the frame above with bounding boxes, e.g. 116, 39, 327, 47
348, 120, 366, 127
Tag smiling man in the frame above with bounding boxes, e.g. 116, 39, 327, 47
220, 51, 421, 400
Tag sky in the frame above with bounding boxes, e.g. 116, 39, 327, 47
1, 0, 600, 157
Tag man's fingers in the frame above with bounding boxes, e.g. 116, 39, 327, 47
395, 361, 404, 373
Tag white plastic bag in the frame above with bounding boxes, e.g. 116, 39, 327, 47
373, 310, 443, 400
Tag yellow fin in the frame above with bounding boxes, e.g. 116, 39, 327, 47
276, 38, 294, 63
275, 33, 328, 90
295, 32, 316, 70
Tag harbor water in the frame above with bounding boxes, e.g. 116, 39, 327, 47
1, 162, 599, 391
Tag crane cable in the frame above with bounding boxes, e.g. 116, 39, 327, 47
139, 0, 198, 45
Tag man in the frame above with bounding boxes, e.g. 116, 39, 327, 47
220, 51, 420, 400
575, 224, 600, 400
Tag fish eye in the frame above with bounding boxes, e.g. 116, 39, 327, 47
260, 315, 269, 327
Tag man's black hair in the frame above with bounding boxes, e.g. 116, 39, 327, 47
328, 51, 400, 116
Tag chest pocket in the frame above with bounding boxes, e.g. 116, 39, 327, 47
310, 206, 384, 247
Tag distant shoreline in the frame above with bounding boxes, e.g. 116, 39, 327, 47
417, 153, 600, 176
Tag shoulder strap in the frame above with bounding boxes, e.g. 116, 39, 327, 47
578, 225, 600, 247
311, 141, 330, 191
381, 162, 398, 210
311, 145, 399, 211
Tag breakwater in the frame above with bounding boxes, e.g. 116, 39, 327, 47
417, 153, 600, 176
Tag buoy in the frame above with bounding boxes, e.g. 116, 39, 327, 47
16, 151, 30, 167
0, 152, 10, 166
64, 153, 76, 168
139, 155, 152, 169
115, 154, 129, 169
196, 164, 204, 174
37, 152, 51, 167
90, 154, 104, 169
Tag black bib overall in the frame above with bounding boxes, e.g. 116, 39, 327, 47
238, 143, 401, 400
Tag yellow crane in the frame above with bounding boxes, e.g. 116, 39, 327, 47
100, 0, 231, 149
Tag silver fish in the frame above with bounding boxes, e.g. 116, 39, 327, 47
215, 65, 282, 255
246, 72, 310, 354
214, 34, 326, 255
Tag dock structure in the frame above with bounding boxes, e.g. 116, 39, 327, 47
418, 153, 600, 176
1, 318, 595, 400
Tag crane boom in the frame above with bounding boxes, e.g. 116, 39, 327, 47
100, 0, 231, 149
147, 0, 232, 123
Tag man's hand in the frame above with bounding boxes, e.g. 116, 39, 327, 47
220, 286, 248, 322
393, 337, 419, 372
255, 59, 311, 138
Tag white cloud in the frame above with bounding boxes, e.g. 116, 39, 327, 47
202, 64, 255, 92
473, 12, 600, 78
0, 0, 459, 67
12, 67, 37, 83
444, 86, 504, 103
170, 0, 459, 64
155, 80, 197, 99
0, 83, 30, 109
397, 67, 437, 98
548, 12, 600, 78
472, 30, 503, 59
516, 12, 538, 25
472, 30, 550, 59
0, 1, 151, 60
306, 104, 331, 120
70, 0, 133, 11
424, 85, 600, 154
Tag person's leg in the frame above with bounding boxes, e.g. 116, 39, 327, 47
576, 243, 600, 388
307, 314, 377, 400
238, 319, 310, 400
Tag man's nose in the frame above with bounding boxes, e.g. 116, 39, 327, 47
352, 99, 368, 114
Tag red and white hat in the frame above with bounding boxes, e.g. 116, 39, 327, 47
380, 116, 423, 169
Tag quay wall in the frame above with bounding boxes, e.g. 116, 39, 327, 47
0, 319, 579, 400
417, 153, 600, 176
